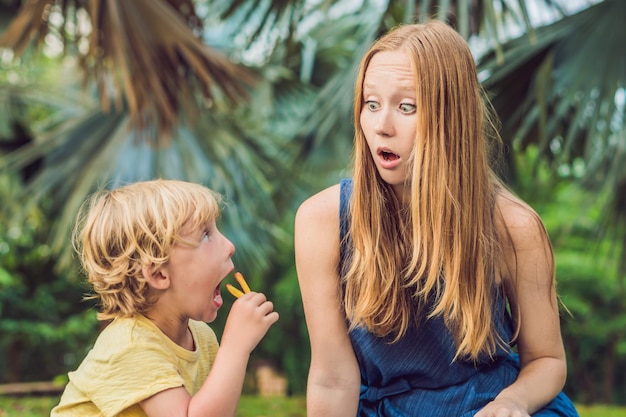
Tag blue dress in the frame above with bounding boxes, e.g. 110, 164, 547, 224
339, 179, 579, 417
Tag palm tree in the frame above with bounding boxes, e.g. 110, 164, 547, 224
2, 0, 622, 271
0, 0, 623, 396
0, 0, 307, 271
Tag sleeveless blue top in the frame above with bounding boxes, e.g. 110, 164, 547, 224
339, 179, 579, 417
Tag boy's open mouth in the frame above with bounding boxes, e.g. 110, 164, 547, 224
213, 287, 223, 307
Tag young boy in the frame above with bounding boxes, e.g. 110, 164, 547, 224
51, 179, 279, 417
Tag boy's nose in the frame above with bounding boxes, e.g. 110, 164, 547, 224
226, 238, 236, 257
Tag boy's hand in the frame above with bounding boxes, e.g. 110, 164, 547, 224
221, 292, 279, 355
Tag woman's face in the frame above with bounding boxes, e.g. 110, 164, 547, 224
360, 50, 417, 197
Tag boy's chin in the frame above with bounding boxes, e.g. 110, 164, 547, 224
202, 310, 219, 323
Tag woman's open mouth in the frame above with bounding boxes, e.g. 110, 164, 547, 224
380, 150, 399, 161
377, 148, 401, 169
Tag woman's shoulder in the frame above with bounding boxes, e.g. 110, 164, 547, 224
294, 183, 343, 267
295, 182, 342, 225
494, 190, 549, 252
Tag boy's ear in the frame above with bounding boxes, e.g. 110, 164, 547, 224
141, 263, 171, 290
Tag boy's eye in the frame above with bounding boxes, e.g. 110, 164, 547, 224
201, 231, 210, 242
399, 103, 416, 114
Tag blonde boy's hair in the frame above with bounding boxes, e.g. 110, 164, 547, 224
73, 179, 221, 320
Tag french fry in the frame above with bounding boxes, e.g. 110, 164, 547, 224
226, 283, 244, 299
234, 272, 251, 294
225, 272, 252, 299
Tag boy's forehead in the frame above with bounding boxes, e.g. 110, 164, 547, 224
180, 217, 215, 233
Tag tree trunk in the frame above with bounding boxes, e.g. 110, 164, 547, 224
602, 335, 618, 403
7, 336, 22, 383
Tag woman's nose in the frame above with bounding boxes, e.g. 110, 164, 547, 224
374, 109, 395, 137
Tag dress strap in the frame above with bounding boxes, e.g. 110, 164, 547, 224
339, 178, 353, 278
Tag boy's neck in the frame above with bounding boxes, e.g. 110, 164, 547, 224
144, 310, 194, 351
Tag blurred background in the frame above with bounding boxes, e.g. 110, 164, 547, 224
0, 0, 624, 409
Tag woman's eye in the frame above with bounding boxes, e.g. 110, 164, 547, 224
399, 103, 416, 114
365, 100, 380, 111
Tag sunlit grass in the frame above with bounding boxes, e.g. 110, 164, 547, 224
0, 395, 624, 417
575, 404, 626, 417
236, 395, 306, 416
0, 396, 58, 417
0, 395, 306, 417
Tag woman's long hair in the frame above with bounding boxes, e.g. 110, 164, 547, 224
344, 20, 505, 361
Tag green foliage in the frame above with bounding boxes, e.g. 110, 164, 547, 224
0, 172, 99, 383
0, 0, 624, 407
211, 211, 310, 395
512, 147, 626, 404
251, 209, 310, 395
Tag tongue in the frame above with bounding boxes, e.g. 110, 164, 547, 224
383, 151, 399, 161
213, 290, 223, 308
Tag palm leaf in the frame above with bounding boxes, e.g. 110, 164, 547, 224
0, 55, 308, 273
288, 4, 385, 181
0, 0, 256, 141
293, 0, 555, 180
214, 0, 312, 45
479, 0, 625, 189
2, 105, 293, 273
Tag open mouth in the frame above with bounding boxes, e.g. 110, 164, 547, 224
213, 286, 223, 307
379, 150, 399, 161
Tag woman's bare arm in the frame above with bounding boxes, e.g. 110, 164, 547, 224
295, 184, 361, 417
477, 195, 567, 416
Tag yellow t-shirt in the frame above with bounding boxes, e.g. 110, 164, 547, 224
50, 315, 219, 417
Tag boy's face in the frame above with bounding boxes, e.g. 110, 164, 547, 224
163, 219, 235, 323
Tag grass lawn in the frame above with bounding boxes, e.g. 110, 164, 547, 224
575, 404, 626, 417
0, 395, 624, 416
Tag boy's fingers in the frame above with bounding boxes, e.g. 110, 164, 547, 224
234, 272, 251, 293
267, 311, 280, 323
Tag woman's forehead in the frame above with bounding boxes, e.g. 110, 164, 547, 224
363, 51, 414, 90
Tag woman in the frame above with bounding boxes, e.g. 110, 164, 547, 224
295, 21, 579, 417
